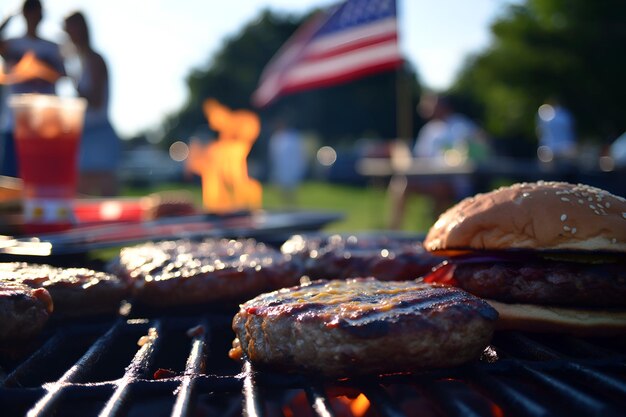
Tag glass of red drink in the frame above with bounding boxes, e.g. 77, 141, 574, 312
9, 94, 87, 234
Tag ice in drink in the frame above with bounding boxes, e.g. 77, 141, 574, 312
9, 94, 87, 234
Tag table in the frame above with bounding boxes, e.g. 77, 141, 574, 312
355, 154, 616, 229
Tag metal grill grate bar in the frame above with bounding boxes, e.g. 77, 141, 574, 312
99, 321, 162, 417
2, 309, 624, 417
470, 365, 551, 417
497, 333, 626, 400
242, 361, 264, 417
170, 320, 209, 417
560, 335, 626, 359
3, 321, 115, 387
2, 332, 67, 387
426, 379, 491, 417
25, 320, 124, 417
305, 385, 336, 417
563, 362, 626, 399
362, 385, 406, 417
519, 365, 618, 416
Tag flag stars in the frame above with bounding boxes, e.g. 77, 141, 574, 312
336, 0, 394, 28
378, 0, 394, 14
253, 0, 401, 106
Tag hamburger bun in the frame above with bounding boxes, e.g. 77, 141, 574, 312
422, 181, 626, 336
486, 299, 626, 336
424, 181, 626, 253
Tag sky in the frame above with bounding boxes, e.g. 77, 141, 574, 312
1, 0, 516, 139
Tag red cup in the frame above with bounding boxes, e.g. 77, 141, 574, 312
9, 94, 87, 234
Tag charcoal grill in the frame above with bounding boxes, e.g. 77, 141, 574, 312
1, 303, 625, 417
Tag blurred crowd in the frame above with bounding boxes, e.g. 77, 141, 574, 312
0, 0, 120, 196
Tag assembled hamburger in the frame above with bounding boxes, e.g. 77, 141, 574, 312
422, 181, 626, 335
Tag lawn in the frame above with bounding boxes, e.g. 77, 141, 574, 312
122, 181, 437, 234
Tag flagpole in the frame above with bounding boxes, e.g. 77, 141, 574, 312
395, 63, 413, 142
388, 63, 414, 230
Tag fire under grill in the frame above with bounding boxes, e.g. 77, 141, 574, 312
1, 306, 625, 417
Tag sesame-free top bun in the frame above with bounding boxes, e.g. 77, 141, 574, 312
424, 181, 626, 253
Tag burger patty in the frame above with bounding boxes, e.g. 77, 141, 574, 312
0, 281, 53, 342
281, 233, 444, 281
449, 261, 626, 307
230, 278, 498, 377
0, 263, 130, 316
111, 238, 303, 307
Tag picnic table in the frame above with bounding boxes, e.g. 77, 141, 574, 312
355, 154, 601, 229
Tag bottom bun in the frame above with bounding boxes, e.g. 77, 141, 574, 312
486, 299, 626, 337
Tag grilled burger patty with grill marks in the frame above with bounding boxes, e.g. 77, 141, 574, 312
281, 233, 445, 282
0, 263, 130, 317
110, 238, 304, 307
230, 278, 498, 377
0, 281, 52, 342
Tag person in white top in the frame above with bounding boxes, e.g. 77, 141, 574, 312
63, 11, 121, 196
0, 0, 66, 177
413, 93, 486, 160
388, 93, 490, 229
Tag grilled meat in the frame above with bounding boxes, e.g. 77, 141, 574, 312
0, 281, 52, 341
0, 263, 129, 317
111, 238, 304, 307
231, 278, 498, 377
282, 233, 444, 281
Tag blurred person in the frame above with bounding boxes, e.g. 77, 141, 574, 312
268, 118, 307, 208
609, 131, 626, 169
64, 11, 121, 196
0, 0, 66, 177
413, 93, 490, 163
389, 93, 490, 229
536, 98, 577, 163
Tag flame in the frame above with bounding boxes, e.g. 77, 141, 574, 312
338, 393, 371, 417
284, 391, 371, 417
0, 51, 61, 84
186, 99, 262, 213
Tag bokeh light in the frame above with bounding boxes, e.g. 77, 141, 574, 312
598, 156, 614, 172
537, 145, 554, 163
538, 104, 555, 122
317, 146, 337, 166
169, 141, 189, 162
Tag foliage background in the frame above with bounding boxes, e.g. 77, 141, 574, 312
151, 0, 626, 169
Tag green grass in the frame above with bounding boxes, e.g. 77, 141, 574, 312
123, 181, 437, 234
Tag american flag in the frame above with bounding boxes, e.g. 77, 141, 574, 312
251, 0, 403, 108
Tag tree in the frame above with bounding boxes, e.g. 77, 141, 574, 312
452, 0, 626, 156
159, 8, 421, 158
160, 9, 303, 144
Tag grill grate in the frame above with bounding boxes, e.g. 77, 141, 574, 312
1, 310, 625, 417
